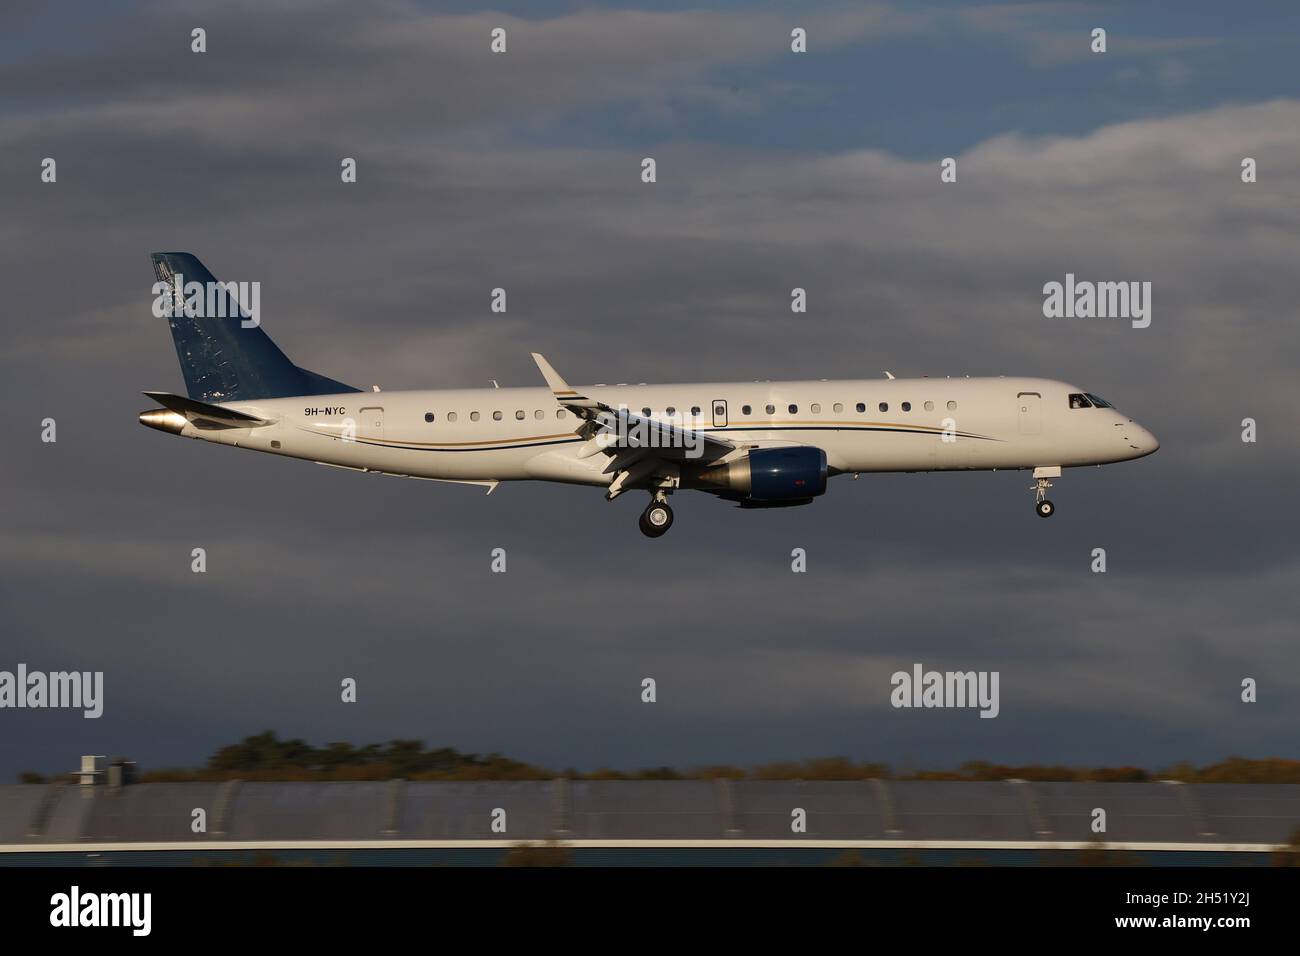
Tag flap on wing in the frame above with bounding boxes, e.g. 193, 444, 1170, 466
142, 391, 271, 428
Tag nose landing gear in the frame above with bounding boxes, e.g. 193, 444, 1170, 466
1033, 476, 1055, 518
1029, 466, 1060, 518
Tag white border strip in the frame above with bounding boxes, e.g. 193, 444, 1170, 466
0, 839, 1283, 854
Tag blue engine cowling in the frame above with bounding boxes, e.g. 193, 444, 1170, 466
689, 446, 829, 503
748, 446, 828, 501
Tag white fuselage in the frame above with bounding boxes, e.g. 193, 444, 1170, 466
161, 376, 1159, 487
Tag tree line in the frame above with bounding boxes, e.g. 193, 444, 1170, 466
18, 732, 1300, 784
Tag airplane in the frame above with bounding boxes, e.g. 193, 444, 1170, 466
139, 253, 1159, 537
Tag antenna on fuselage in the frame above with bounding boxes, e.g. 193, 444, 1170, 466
883, 371, 895, 380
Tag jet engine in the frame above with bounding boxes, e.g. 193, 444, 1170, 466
688, 446, 828, 506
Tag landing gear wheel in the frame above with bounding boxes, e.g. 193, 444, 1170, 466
640, 502, 673, 537
1036, 499, 1055, 518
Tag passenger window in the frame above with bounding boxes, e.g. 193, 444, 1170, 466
833, 403, 843, 413
534, 409, 544, 420
924, 401, 934, 411
947, 400, 957, 410
1068, 393, 1093, 409
557, 409, 566, 419
691, 406, 701, 417
447, 412, 458, 422
642, 407, 652, 417
879, 402, 888, 412
856, 402, 865, 413
470, 411, 480, 422
666, 406, 676, 416
493, 411, 503, 421
788, 404, 798, 414
424, 412, 434, 423
901, 402, 911, 412
516, 410, 525, 420
811, 403, 821, 414
742, 405, 752, 415
765, 404, 775, 415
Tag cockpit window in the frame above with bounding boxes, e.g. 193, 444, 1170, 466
1085, 392, 1112, 408
1068, 393, 1093, 409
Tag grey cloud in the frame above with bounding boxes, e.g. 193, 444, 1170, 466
956, 4, 1220, 67
2, 2, 915, 145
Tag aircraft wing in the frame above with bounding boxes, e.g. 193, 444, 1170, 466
530, 353, 734, 461
530, 354, 735, 497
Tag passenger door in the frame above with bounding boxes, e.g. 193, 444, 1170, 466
1016, 392, 1042, 436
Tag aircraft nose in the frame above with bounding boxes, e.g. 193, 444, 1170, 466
1112, 414, 1158, 457
1127, 421, 1159, 457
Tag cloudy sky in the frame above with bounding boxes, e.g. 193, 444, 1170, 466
1, 1, 1297, 778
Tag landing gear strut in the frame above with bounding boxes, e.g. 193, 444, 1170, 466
1033, 478, 1055, 518
639, 491, 674, 538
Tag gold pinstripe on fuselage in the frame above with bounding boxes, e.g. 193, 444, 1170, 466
295, 419, 997, 451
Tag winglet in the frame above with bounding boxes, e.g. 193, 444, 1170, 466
531, 353, 572, 394
531, 353, 601, 416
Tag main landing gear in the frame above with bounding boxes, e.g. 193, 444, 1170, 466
639, 491, 674, 538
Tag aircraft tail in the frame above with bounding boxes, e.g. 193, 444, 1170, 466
151, 252, 360, 403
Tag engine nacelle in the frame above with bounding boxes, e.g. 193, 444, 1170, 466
690, 446, 828, 502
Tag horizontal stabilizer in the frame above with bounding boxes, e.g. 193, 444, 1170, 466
142, 391, 271, 428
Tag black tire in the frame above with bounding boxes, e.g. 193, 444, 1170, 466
1036, 499, 1056, 518
640, 503, 673, 537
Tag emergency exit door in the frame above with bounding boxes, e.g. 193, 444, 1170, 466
358, 406, 385, 440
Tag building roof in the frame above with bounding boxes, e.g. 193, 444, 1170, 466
3, 780, 1298, 849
